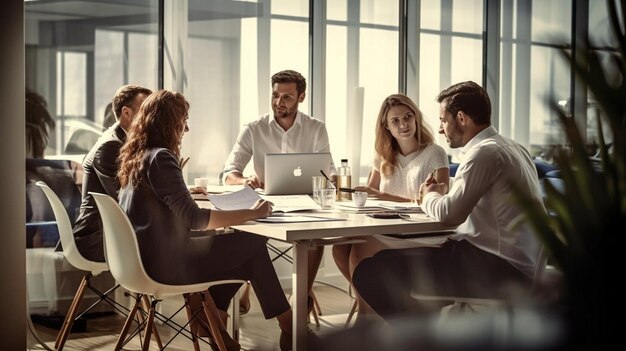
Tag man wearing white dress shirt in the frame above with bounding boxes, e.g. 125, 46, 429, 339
352, 81, 544, 319
222, 69, 330, 313
223, 69, 332, 188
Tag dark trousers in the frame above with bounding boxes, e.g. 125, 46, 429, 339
186, 231, 290, 319
352, 239, 532, 320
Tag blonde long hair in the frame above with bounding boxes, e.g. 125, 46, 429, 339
118, 90, 189, 188
374, 94, 434, 177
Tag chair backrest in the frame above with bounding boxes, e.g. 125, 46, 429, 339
90, 192, 156, 294
27, 158, 82, 247
36, 181, 107, 275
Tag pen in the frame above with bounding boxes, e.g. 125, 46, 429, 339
319, 170, 336, 188
180, 157, 190, 169
431, 169, 437, 183
339, 187, 355, 193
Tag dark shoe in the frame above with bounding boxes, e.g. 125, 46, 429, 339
197, 326, 240, 351
239, 282, 251, 315
279, 329, 321, 351
279, 331, 292, 351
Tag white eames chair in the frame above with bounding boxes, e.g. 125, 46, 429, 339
36, 181, 127, 350
91, 192, 245, 351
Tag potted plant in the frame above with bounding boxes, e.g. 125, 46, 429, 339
516, 1, 625, 349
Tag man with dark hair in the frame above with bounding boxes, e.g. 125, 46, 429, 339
72, 85, 152, 261
223, 69, 329, 188
222, 70, 331, 314
102, 102, 115, 130
352, 81, 544, 319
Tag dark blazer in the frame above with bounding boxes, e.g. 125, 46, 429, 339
118, 148, 212, 283
72, 123, 126, 261
118, 148, 290, 317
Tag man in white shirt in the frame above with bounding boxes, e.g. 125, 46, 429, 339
223, 70, 332, 187
352, 81, 544, 319
222, 70, 331, 312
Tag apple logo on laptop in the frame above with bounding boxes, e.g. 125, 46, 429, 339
293, 166, 302, 177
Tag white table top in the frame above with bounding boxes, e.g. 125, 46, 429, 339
230, 210, 455, 242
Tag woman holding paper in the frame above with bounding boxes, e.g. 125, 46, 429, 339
332, 93, 449, 325
117, 90, 294, 350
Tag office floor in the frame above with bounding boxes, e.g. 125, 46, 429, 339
26, 282, 360, 351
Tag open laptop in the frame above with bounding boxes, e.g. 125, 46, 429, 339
264, 153, 334, 195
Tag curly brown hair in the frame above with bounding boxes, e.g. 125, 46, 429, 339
374, 94, 434, 177
118, 90, 189, 188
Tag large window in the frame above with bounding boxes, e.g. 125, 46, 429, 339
499, 0, 572, 160
417, 0, 484, 159
25, 0, 159, 161
182, 0, 310, 182
25, 0, 599, 176
325, 0, 399, 182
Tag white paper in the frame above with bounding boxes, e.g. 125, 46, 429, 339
208, 186, 261, 210
368, 200, 423, 213
260, 194, 319, 213
334, 203, 386, 213
255, 214, 345, 223
208, 189, 321, 215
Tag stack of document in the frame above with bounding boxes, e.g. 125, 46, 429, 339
374, 201, 423, 213
335, 200, 423, 214
190, 184, 244, 200
260, 194, 319, 213
207, 187, 344, 223
334, 203, 388, 213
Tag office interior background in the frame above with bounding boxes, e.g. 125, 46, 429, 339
3, 0, 619, 348
24, 0, 617, 184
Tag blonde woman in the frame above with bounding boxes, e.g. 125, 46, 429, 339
332, 93, 449, 325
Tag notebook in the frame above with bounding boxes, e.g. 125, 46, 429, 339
264, 153, 334, 195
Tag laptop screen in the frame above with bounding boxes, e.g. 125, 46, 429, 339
264, 153, 333, 195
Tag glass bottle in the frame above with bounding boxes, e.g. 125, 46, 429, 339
337, 159, 352, 200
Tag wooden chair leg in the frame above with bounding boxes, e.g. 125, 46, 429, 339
115, 293, 143, 351
311, 290, 322, 316
141, 295, 163, 349
200, 292, 228, 351
310, 303, 320, 328
141, 300, 157, 351
55, 274, 89, 350
345, 299, 358, 328
183, 294, 201, 351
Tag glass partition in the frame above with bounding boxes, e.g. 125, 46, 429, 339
182, 0, 310, 182
499, 0, 572, 161
25, 0, 159, 162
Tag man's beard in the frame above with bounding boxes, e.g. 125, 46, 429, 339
273, 107, 293, 118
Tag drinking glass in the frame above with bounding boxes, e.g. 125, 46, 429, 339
312, 176, 329, 205
319, 188, 336, 209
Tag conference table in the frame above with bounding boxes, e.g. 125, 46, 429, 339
226, 207, 456, 351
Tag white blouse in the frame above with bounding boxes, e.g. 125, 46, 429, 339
372, 143, 449, 249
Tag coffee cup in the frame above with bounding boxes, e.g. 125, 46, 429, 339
194, 177, 209, 188
352, 191, 368, 207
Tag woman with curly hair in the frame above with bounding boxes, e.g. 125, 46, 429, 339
332, 93, 449, 325
117, 90, 293, 350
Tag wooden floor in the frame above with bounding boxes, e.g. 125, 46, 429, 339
26, 282, 363, 351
